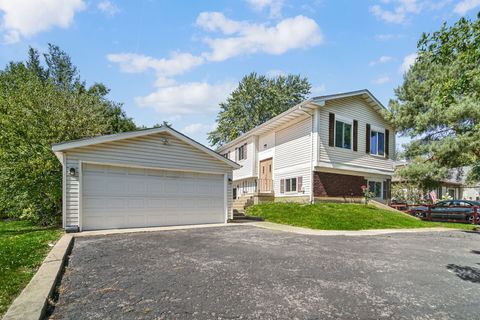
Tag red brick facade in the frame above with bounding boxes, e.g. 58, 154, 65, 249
313, 172, 365, 197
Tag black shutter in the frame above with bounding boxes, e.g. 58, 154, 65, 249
366, 124, 371, 154
386, 179, 391, 201
328, 113, 335, 147
385, 129, 390, 158
353, 120, 358, 152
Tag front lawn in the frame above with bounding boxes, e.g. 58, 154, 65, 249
0, 220, 61, 316
246, 202, 477, 231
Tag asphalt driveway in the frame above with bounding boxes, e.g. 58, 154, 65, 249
49, 225, 480, 320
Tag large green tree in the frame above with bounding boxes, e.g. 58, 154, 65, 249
208, 73, 311, 147
388, 14, 480, 190
0, 45, 136, 224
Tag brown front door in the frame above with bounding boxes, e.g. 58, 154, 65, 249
259, 158, 273, 192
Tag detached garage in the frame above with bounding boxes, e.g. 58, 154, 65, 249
52, 126, 240, 231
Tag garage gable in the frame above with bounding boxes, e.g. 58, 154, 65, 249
53, 126, 239, 173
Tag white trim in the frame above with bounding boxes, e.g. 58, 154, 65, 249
224, 173, 228, 223
61, 153, 66, 229
315, 161, 394, 176
52, 126, 240, 169
78, 160, 83, 232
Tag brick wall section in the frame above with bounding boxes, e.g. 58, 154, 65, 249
313, 172, 364, 197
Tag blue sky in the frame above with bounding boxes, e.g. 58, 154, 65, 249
0, 0, 479, 146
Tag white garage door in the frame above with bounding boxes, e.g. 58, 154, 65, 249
82, 164, 225, 230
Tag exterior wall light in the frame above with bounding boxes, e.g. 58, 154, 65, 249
69, 167, 76, 176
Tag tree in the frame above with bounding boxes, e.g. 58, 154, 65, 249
208, 73, 311, 147
0, 45, 136, 225
388, 14, 480, 189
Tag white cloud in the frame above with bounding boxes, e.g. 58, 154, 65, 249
399, 52, 417, 73
182, 122, 216, 135
369, 55, 393, 66
106, 52, 204, 78
196, 12, 246, 35
98, 0, 119, 17
454, 0, 480, 14
370, 0, 421, 24
197, 13, 323, 61
266, 69, 286, 77
372, 76, 391, 84
0, 0, 85, 43
311, 84, 326, 96
246, 0, 284, 18
135, 81, 235, 115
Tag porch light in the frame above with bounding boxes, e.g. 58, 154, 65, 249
69, 167, 76, 176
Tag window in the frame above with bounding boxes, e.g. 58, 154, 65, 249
335, 120, 352, 149
370, 130, 385, 155
223, 152, 229, 159
238, 144, 247, 160
286, 178, 297, 192
448, 188, 455, 199
368, 181, 382, 198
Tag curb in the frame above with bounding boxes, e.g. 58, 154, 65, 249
2, 234, 73, 320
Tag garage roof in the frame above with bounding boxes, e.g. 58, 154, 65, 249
52, 125, 241, 169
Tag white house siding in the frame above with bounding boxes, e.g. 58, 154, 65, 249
317, 97, 395, 174
63, 132, 233, 227
222, 136, 256, 180
258, 132, 275, 162
274, 117, 312, 197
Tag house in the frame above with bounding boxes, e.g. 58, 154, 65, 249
52, 126, 240, 231
393, 164, 480, 201
217, 89, 395, 208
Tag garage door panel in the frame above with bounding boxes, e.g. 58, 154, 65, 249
82, 164, 225, 230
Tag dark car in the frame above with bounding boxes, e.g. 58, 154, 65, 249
408, 200, 480, 223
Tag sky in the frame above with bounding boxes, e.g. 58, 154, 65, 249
0, 0, 479, 147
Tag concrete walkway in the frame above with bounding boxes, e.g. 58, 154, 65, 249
250, 221, 455, 236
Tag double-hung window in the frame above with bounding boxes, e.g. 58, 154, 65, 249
370, 129, 385, 156
238, 144, 246, 160
285, 177, 297, 192
335, 120, 352, 149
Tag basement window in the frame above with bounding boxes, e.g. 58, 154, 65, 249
285, 177, 297, 192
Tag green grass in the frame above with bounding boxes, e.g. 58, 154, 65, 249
246, 202, 478, 231
0, 220, 61, 316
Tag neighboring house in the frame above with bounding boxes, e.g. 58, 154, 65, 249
217, 89, 396, 205
52, 126, 240, 231
394, 163, 480, 201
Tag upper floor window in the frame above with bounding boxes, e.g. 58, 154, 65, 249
370, 129, 385, 156
238, 143, 247, 160
223, 152, 229, 159
335, 120, 352, 149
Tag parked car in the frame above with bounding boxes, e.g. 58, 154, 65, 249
408, 200, 480, 223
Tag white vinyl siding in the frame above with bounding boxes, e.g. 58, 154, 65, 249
223, 137, 256, 180
274, 118, 312, 197
275, 118, 311, 169
318, 97, 395, 173
63, 132, 233, 228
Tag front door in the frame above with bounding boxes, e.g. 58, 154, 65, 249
259, 158, 273, 192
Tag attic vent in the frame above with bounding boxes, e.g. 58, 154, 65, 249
161, 137, 170, 145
